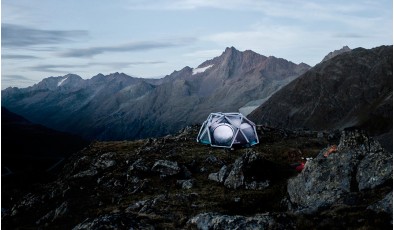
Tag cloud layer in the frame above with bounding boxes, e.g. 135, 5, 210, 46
60, 39, 194, 58
1, 23, 88, 47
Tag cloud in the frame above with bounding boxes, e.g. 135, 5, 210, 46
27, 64, 88, 73
60, 39, 194, 58
1, 74, 37, 89
184, 49, 224, 59
126, 0, 388, 28
89, 61, 166, 69
332, 32, 367, 38
25, 61, 166, 74
126, 0, 276, 11
1, 23, 88, 47
2, 54, 39, 59
2, 74, 34, 81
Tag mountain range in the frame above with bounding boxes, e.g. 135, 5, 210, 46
2, 47, 310, 140
2, 45, 392, 143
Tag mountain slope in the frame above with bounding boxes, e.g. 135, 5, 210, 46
248, 45, 393, 136
2, 47, 309, 140
1, 107, 89, 209
2, 72, 157, 139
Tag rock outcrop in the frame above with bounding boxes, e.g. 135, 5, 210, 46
208, 151, 271, 190
287, 130, 392, 214
151, 160, 181, 177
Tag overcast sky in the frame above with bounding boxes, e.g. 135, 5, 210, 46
2, 0, 393, 89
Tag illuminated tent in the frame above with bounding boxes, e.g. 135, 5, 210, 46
196, 112, 259, 148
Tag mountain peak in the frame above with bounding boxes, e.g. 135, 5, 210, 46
57, 74, 84, 89
31, 74, 82, 91
222, 46, 242, 57
224, 46, 238, 52
109, 72, 127, 77
321, 46, 352, 63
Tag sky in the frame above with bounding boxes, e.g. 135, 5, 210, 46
1, 0, 393, 89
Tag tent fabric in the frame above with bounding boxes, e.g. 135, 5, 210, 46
196, 112, 259, 148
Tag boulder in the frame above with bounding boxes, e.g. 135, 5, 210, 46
177, 179, 195, 189
287, 130, 393, 213
129, 158, 150, 172
72, 169, 98, 178
208, 165, 229, 183
93, 152, 116, 169
151, 160, 180, 177
223, 157, 245, 189
208, 151, 271, 190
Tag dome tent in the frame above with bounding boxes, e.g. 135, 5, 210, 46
196, 112, 259, 148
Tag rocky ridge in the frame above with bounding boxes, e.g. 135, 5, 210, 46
2, 126, 391, 229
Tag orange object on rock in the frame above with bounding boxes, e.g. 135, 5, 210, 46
324, 145, 337, 157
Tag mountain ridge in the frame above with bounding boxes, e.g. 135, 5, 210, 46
2, 47, 310, 140
248, 45, 393, 137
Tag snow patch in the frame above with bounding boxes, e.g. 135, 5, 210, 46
192, 65, 213, 75
57, 77, 68, 86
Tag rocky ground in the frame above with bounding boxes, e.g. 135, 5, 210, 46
2, 126, 392, 229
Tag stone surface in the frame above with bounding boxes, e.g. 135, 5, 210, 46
129, 158, 150, 172
93, 152, 116, 169
188, 212, 276, 230
72, 213, 155, 230
208, 151, 272, 190
151, 160, 181, 177
208, 165, 229, 183
224, 154, 247, 189
177, 179, 195, 189
245, 180, 270, 190
287, 130, 393, 213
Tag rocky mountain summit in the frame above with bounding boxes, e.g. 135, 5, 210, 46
2, 47, 309, 141
3, 126, 391, 229
321, 45, 352, 62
